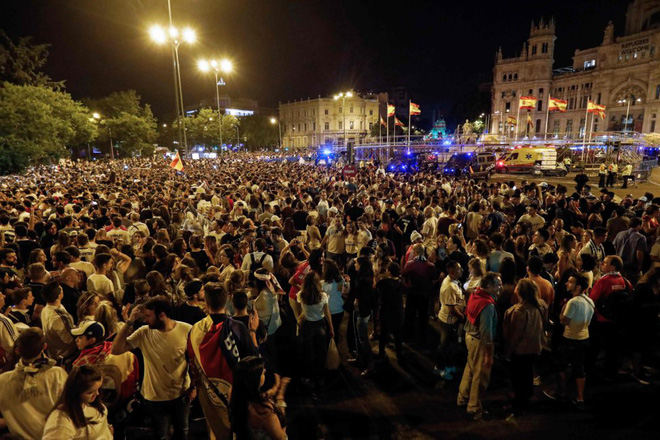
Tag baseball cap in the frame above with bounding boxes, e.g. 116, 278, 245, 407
329, 207, 339, 214
71, 321, 105, 340
639, 196, 648, 202
410, 230, 423, 242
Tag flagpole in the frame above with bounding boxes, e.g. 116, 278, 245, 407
407, 100, 411, 148
544, 95, 551, 140
582, 96, 590, 162
515, 99, 521, 143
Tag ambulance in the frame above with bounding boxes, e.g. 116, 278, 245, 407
494, 147, 559, 175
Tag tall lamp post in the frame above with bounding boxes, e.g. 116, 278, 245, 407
618, 96, 642, 133
270, 118, 282, 151
91, 112, 115, 159
149, 24, 196, 157
198, 58, 233, 155
334, 91, 353, 163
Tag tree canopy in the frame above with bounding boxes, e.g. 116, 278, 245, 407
0, 82, 96, 174
84, 90, 158, 157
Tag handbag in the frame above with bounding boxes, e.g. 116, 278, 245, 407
326, 338, 340, 370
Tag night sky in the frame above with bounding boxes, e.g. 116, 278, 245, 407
0, 0, 629, 122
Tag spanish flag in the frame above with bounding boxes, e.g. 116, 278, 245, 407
170, 151, 184, 171
507, 115, 517, 126
587, 101, 606, 119
380, 116, 386, 127
394, 117, 405, 127
527, 113, 534, 128
387, 104, 395, 117
409, 102, 421, 115
519, 96, 537, 110
548, 97, 568, 112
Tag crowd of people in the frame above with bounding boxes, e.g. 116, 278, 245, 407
0, 153, 657, 439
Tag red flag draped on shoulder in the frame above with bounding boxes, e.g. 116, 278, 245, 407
170, 151, 184, 171
587, 101, 606, 119
519, 96, 537, 110
409, 102, 421, 115
387, 104, 395, 117
549, 97, 568, 112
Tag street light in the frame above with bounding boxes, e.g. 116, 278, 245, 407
334, 91, 353, 163
618, 96, 643, 133
270, 118, 282, 150
149, 24, 196, 157
198, 58, 233, 155
90, 113, 114, 160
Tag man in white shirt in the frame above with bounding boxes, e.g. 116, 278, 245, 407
0, 328, 68, 440
87, 253, 115, 300
0, 291, 18, 368
241, 238, 274, 274
40, 281, 77, 365
544, 273, 594, 409
112, 296, 195, 440
434, 261, 465, 380
517, 203, 546, 232
127, 212, 150, 241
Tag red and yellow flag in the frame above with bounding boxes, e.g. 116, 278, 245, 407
587, 101, 606, 119
380, 116, 386, 126
527, 113, 534, 128
409, 102, 421, 116
394, 117, 405, 127
387, 104, 395, 117
170, 151, 184, 171
548, 97, 568, 112
506, 115, 517, 126
519, 96, 537, 110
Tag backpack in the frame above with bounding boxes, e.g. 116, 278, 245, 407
249, 252, 268, 274
596, 278, 632, 322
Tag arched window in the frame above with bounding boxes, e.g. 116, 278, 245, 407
514, 73, 518, 80
502, 74, 507, 82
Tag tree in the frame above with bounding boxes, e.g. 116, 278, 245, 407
177, 108, 239, 152
239, 115, 279, 150
0, 82, 97, 174
0, 31, 64, 89
85, 91, 158, 157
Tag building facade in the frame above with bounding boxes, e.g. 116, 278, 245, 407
491, 0, 660, 137
279, 93, 380, 150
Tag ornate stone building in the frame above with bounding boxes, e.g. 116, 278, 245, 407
491, 0, 660, 137
279, 93, 380, 150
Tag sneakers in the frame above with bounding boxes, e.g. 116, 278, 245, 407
631, 373, 651, 385
433, 366, 455, 380
533, 376, 542, 386
571, 398, 585, 411
543, 390, 567, 401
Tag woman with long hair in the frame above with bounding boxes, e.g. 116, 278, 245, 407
305, 215, 322, 250
93, 300, 123, 340
321, 259, 346, 343
298, 271, 334, 387
463, 257, 485, 295
216, 247, 237, 283
43, 365, 112, 439
503, 279, 547, 417
230, 356, 286, 440
77, 292, 102, 326
344, 221, 359, 260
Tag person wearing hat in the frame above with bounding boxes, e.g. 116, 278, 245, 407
72, 320, 139, 401
175, 280, 207, 325
402, 230, 424, 266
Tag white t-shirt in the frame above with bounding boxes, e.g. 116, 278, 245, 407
562, 294, 595, 340
127, 321, 192, 401
298, 291, 329, 322
438, 276, 464, 325
43, 404, 112, 440
71, 261, 95, 278
0, 362, 68, 440
518, 214, 545, 232
87, 274, 115, 297
0, 314, 18, 359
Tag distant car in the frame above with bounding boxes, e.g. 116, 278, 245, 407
533, 162, 568, 177
442, 152, 495, 180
